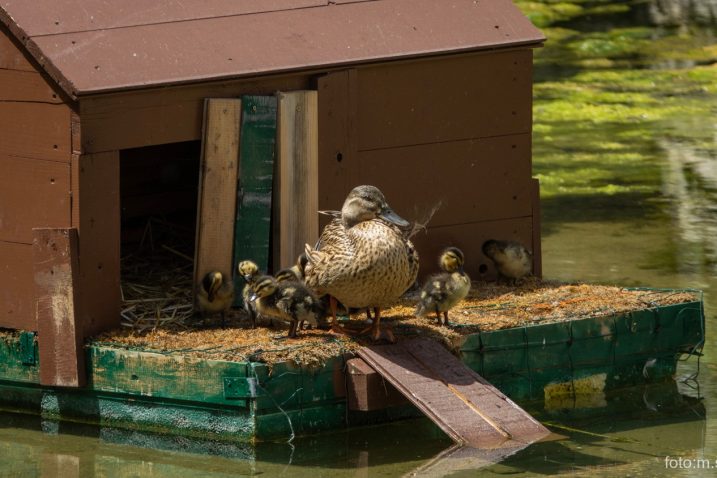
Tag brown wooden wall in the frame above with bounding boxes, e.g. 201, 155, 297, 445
318, 49, 540, 279
0, 27, 73, 330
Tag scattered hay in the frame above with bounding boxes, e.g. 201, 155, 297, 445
100, 262, 699, 368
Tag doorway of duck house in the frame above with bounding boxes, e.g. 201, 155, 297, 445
119, 141, 202, 332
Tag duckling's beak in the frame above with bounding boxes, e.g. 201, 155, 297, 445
458, 264, 465, 274
249, 293, 258, 302
379, 208, 410, 228
243, 274, 253, 282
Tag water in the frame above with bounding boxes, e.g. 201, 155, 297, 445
2, 1, 717, 476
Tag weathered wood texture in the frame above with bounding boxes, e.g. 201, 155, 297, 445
33, 228, 85, 387
0, 69, 63, 103
316, 50, 539, 280
0, 242, 35, 330
346, 357, 408, 411
2, 0, 544, 97
356, 50, 533, 151
79, 74, 310, 153
71, 152, 121, 337
0, 102, 72, 162
358, 339, 550, 448
0, 26, 34, 71
194, 99, 241, 289
233, 96, 277, 303
275, 90, 319, 269
0, 155, 71, 244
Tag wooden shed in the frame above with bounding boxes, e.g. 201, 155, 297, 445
0, 1, 545, 385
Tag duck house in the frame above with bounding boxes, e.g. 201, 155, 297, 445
0, 0, 547, 386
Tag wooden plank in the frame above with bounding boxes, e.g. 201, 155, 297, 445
73, 152, 121, 337
531, 178, 542, 278
412, 216, 533, 280
233, 95, 277, 303
354, 134, 533, 228
0, 155, 71, 244
0, 241, 35, 330
358, 339, 550, 448
0, 69, 63, 103
356, 50, 533, 150
193, 99, 241, 290
6, 0, 328, 36
275, 90, 319, 270
0, 27, 35, 71
406, 339, 549, 442
317, 70, 356, 229
346, 358, 409, 411
33, 228, 85, 387
79, 74, 310, 153
0, 102, 72, 162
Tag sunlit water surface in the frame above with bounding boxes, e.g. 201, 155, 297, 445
2, 1, 717, 476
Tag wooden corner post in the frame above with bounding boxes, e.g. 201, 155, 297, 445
33, 227, 85, 387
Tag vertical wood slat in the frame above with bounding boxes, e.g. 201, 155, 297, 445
531, 178, 542, 278
193, 99, 241, 292
33, 227, 85, 387
233, 95, 277, 304
276, 90, 319, 270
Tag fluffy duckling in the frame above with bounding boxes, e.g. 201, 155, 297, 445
482, 239, 533, 284
249, 275, 324, 338
415, 247, 471, 326
196, 271, 235, 327
304, 185, 419, 341
237, 260, 260, 328
274, 253, 308, 284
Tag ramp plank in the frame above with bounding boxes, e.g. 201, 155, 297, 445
194, 98, 241, 290
358, 338, 549, 448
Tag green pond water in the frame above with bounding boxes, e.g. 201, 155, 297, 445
2, 1, 717, 476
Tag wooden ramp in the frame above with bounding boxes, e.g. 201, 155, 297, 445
357, 338, 550, 449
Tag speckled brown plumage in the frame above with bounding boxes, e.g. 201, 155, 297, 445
304, 186, 419, 310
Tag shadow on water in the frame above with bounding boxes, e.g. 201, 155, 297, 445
0, 379, 706, 477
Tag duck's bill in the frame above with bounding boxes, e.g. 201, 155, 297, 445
380, 208, 410, 228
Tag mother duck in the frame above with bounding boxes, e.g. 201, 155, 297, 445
304, 185, 419, 341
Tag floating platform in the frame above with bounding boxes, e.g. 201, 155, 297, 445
0, 288, 704, 445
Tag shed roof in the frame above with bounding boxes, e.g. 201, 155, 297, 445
0, 0, 545, 98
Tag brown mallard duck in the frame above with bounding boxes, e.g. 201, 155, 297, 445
196, 271, 234, 327
415, 247, 471, 326
304, 185, 419, 341
482, 239, 533, 284
249, 275, 324, 338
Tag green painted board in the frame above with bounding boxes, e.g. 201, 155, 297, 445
233, 95, 277, 306
0, 331, 39, 383
88, 346, 249, 407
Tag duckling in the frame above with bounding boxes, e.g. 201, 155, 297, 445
196, 271, 235, 327
274, 253, 308, 284
237, 260, 260, 328
415, 247, 471, 326
249, 275, 324, 338
304, 185, 419, 341
482, 239, 533, 284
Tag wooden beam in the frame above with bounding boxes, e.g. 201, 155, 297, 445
193, 98, 241, 290
275, 90, 319, 269
33, 227, 85, 387
531, 178, 542, 278
233, 95, 277, 303
346, 357, 408, 411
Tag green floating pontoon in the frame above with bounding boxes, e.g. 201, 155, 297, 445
0, 291, 704, 444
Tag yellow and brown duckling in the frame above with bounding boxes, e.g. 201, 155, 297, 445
274, 253, 308, 284
304, 185, 419, 342
237, 260, 261, 328
482, 239, 533, 284
249, 275, 325, 338
415, 247, 471, 326
196, 271, 235, 327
